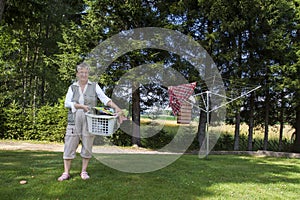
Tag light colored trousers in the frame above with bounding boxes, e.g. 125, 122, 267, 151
63, 110, 95, 159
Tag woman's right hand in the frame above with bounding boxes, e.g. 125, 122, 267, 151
75, 103, 90, 112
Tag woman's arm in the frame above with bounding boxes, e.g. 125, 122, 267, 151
107, 100, 123, 114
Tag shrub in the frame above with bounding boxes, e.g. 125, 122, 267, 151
2, 101, 25, 139
109, 120, 133, 146
1, 99, 67, 142
141, 128, 173, 150
35, 100, 67, 142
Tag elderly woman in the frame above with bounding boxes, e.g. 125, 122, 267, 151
58, 62, 125, 181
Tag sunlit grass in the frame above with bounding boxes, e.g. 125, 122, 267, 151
0, 150, 299, 200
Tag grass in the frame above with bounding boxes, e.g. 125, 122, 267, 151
1, 150, 299, 200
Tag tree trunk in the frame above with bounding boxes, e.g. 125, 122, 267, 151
293, 104, 300, 152
234, 33, 243, 151
197, 110, 207, 149
233, 109, 241, 151
263, 85, 270, 150
131, 82, 141, 146
278, 112, 285, 152
278, 92, 285, 151
0, 0, 5, 21
248, 93, 255, 151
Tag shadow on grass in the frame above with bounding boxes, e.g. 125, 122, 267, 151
0, 150, 299, 200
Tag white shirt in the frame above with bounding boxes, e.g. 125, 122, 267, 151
64, 81, 111, 113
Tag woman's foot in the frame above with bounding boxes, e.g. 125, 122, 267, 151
57, 172, 70, 181
80, 171, 90, 180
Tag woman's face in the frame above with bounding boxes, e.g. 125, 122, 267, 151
77, 67, 89, 83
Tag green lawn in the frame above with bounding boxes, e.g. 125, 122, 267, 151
0, 150, 299, 200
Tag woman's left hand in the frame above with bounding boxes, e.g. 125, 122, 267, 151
115, 109, 127, 124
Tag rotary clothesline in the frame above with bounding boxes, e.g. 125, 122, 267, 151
168, 78, 261, 115
167, 78, 261, 158
192, 85, 262, 113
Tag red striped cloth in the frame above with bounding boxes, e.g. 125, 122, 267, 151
168, 82, 197, 115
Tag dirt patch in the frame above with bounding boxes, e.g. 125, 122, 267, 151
0, 140, 174, 154
1, 140, 300, 158
0, 141, 64, 152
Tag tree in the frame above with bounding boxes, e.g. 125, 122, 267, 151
290, 0, 300, 152
0, 0, 5, 21
1, 0, 299, 153
0, 0, 86, 137
206, 0, 298, 151
56, 0, 169, 146
1, 0, 85, 107
267, 0, 300, 152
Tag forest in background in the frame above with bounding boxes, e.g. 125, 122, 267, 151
0, 0, 299, 152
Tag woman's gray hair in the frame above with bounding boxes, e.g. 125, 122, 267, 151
76, 62, 90, 72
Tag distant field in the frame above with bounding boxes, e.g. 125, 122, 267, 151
140, 116, 295, 141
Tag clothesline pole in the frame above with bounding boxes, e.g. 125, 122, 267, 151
206, 91, 210, 159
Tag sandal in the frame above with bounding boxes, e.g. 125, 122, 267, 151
57, 172, 70, 181
80, 171, 90, 180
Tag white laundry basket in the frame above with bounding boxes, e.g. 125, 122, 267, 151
86, 113, 118, 136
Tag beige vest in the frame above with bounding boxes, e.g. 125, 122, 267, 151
67, 82, 97, 124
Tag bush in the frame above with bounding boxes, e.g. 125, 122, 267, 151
109, 120, 133, 146
141, 128, 173, 150
35, 100, 67, 142
1, 99, 67, 142
211, 133, 294, 152
2, 101, 25, 139
213, 133, 234, 151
